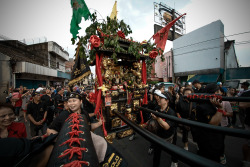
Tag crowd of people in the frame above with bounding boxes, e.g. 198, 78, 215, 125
130, 80, 250, 167
0, 81, 249, 167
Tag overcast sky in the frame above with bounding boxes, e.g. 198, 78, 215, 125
1, 0, 250, 67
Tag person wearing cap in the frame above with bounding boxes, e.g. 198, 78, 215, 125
217, 82, 228, 95
27, 92, 47, 137
194, 83, 225, 163
151, 90, 178, 167
35, 84, 44, 93
47, 92, 102, 135
131, 88, 161, 144
192, 80, 205, 93
46, 92, 124, 166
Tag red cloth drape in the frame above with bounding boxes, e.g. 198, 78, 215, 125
94, 53, 107, 136
138, 60, 148, 124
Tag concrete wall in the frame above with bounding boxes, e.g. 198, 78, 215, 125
0, 54, 11, 103
155, 51, 172, 81
27, 43, 49, 66
56, 57, 66, 72
173, 20, 224, 75
48, 41, 69, 61
226, 43, 238, 68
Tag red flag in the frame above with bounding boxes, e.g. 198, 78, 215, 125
153, 13, 186, 51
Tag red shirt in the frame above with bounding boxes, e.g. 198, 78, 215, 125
7, 122, 27, 138
15, 93, 22, 107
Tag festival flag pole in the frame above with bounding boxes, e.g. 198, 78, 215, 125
110, 1, 118, 20
149, 13, 186, 51
70, 0, 92, 39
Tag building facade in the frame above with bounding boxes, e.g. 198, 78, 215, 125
154, 50, 173, 82
0, 40, 71, 102
173, 20, 238, 84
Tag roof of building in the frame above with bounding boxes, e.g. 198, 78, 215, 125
0, 40, 46, 66
224, 40, 235, 51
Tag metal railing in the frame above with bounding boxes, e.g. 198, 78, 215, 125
114, 110, 224, 167
136, 106, 250, 139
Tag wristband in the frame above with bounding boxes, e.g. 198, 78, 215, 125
42, 134, 48, 138
217, 109, 226, 115
43, 118, 46, 121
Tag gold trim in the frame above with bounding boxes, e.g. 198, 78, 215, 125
68, 71, 91, 86
117, 129, 134, 138
108, 153, 115, 163
111, 91, 119, 96
112, 117, 121, 128
111, 103, 118, 111
133, 100, 140, 107
105, 133, 116, 144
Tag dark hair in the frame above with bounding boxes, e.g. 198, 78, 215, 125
192, 80, 200, 85
0, 103, 14, 112
159, 83, 165, 89
13, 89, 19, 92
23, 90, 28, 94
242, 82, 249, 87
152, 88, 158, 95
183, 87, 194, 94
204, 83, 219, 94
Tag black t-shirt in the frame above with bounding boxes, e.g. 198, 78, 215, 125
27, 101, 47, 122
54, 94, 63, 108
196, 102, 216, 124
241, 90, 250, 126
157, 107, 177, 139
83, 99, 95, 113
194, 86, 205, 93
146, 100, 160, 111
41, 94, 54, 107
194, 102, 224, 162
49, 108, 91, 133
176, 97, 196, 119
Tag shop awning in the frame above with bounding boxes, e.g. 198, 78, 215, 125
187, 74, 220, 83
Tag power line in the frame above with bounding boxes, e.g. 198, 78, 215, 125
173, 40, 250, 57
172, 30, 250, 51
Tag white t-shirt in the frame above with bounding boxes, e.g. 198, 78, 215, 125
36, 87, 44, 92
220, 101, 233, 127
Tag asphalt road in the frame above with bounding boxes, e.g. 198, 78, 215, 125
108, 128, 246, 167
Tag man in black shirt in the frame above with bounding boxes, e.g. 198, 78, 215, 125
54, 87, 64, 116
27, 92, 47, 137
195, 83, 224, 163
151, 91, 178, 167
176, 87, 196, 150
192, 79, 205, 93
238, 84, 250, 165
41, 88, 55, 126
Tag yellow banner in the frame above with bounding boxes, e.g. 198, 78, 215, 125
110, 1, 117, 20
187, 74, 196, 81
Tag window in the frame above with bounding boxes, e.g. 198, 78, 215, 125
57, 62, 59, 68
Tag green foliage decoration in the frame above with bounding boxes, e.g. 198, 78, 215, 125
71, 12, 164, 77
